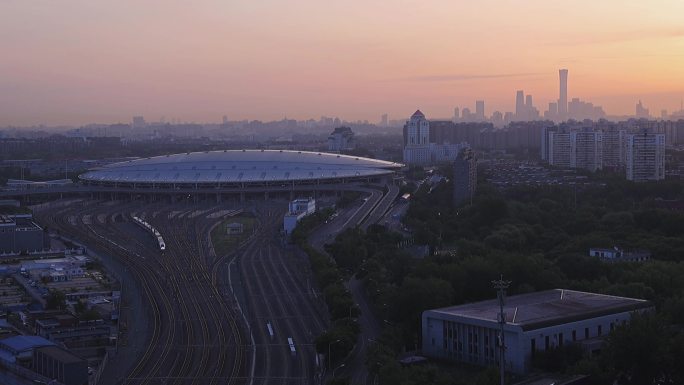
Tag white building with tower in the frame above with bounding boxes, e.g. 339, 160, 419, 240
283, 198, 316, 235
422, 289, 652, 374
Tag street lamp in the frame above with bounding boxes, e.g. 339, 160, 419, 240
332, 363, 346, 378
328, 339, 341, 370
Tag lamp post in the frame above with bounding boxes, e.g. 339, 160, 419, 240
328, 339, 341, 370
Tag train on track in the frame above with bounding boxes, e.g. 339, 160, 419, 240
132, 215, 166, 251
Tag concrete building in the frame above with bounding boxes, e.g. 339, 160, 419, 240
453, 148, 477, 207
327, 126, 356, 152
475, 100, 485, 121
403, 111, 472, 165
226, 222, 244, 235
626, 129, 665, 182
636, 100, 650, 119
547, 129, 571, 168
34, 345, 88, 385
570, 128, 603, 172
422, 289, 652, 375
598, 122, 625, 169
589, 247, 650, 263
558, 69, 568, 118
0, 214, 48, 254
283, 198, 316, 235
403, 110, 431, 165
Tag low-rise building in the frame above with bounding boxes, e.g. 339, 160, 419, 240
226, 222, 244, 235
0, 214, 48, 254
422, 289, 652, 374
34, 345, 88, 385
589, 247, 651, 262
283, 198, 316, 235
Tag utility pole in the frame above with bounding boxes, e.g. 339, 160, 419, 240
492, 275, 511, 385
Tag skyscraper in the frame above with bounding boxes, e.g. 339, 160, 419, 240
559, 69, 568, 118
515, 90, 525, 120
635, 100, 650, 119
475, 100, 485, 121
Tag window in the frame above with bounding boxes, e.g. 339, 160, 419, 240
610, 322, 614, 331
545, 336, 550, 350
598, 325, 602, 336
585, 327, 589, 339
531, 338, 536, 358
558, 333, 564, 347
572, 330, 577, 341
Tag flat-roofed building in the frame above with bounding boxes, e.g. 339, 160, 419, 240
626, 129, 665, 182
33, 345, 88, 385
0, 214, 48, 254
422, 289, 652, 374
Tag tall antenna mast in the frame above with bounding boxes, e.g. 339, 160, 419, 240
492, 275, 511, 385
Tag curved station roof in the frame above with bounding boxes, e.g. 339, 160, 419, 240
79, 149, 403, 187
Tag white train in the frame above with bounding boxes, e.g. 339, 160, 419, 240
132, 216, 166, 251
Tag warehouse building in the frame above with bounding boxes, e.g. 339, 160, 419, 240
422, 289, 652, 374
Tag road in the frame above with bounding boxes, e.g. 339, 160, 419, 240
305, 184, 398, 385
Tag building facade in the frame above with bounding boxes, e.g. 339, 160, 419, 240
626, 129, 665, 182
422, 289, 652, 375
327, 126, 356, 152
283, 198, 316, 235
453, 148, 477, 207
570, 128, 603, 172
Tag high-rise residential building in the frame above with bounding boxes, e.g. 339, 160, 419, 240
453, 148, 477, 207
636, 100, 650, 119
570, 128, 603, 172
453, 107, 460, 122
558, 69, 568, 118
475, 100, 485, 121
547, 128, 571, 168
541, 126, 557, 161
598, 121, 624, 169
626, 129, 665, 182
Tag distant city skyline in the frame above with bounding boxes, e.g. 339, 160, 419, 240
2, 0, 684, 126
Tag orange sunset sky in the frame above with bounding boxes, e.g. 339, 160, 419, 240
2, 0, 684, 126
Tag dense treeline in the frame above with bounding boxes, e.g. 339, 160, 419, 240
324, 172, 684, 384
290, 209, 361, 370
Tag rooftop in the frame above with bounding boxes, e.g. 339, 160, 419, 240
0, 335, 55, 353
429, 289, 652, 331
35, 345, 84, 364
79, 149, 402, 184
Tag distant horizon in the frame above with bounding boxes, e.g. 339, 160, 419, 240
2, 1, 684, 126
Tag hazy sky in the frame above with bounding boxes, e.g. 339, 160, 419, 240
2, 0, 684, 126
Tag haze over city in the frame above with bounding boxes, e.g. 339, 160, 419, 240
2, 0, 684, 126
